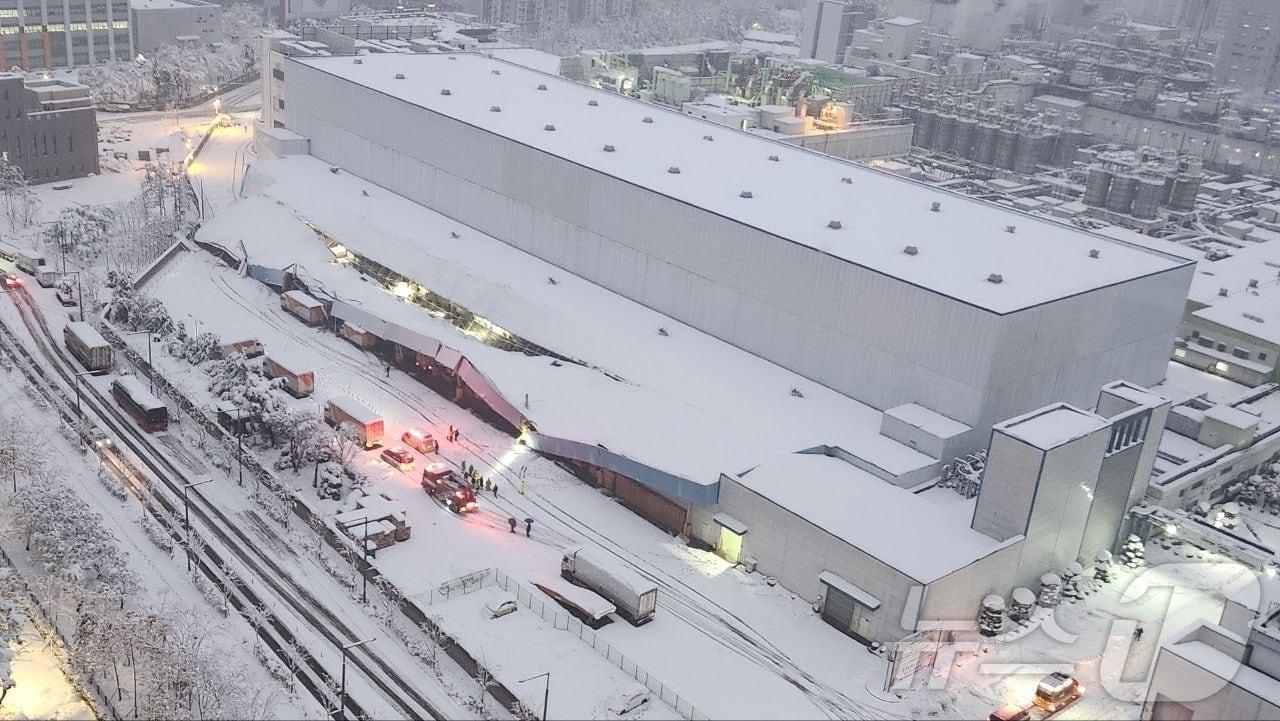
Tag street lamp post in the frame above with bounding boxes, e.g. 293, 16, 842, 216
338, 638, 375, 721
182, 479, 213, 572
519, 671, 551, 721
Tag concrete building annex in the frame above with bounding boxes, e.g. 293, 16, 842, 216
251, 49, 1203, 642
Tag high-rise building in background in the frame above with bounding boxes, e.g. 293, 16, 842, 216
1212, 0, 1280, 94
455, 0, 633, 34
799, 0, 870, 64
0, 73, 98, 182
0, 0, 133, 69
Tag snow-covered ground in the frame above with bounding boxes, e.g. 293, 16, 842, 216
1, 616, 94, 721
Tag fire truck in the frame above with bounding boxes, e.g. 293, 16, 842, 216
421, 463, 478, 514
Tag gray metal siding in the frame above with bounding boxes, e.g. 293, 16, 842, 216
282, 60, 1192, 452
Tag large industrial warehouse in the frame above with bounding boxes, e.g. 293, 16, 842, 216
251, 49, 1209, 644
265, 51, 1195, 463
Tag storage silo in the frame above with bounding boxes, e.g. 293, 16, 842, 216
1107, 173, 1138, 214
1169, 173, 1201, 210
1132, 177, 1164, 219
1052, 129, 1082, 166
1012, 132, 1039, 174
972, 123, 997, 164
994, 127, 1019, 169
953, 117, 978, 158
913, 107, 937, 148
1084, 165, 1112, 207
934, 113, 957, 151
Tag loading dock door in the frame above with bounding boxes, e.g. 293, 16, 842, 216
820, 573, 879, 644
718, 526, 743, 564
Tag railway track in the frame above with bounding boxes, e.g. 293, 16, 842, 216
1, 287, 446, 721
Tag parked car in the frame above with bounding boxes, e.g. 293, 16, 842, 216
380, 447, 414, 471
3, 273, 21, 288
402, 428, 438, 454
485, 599, 518, 619
988, 703, 1030, 721
1033, 672, 1082, 714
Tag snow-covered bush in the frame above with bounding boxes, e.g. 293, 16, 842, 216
1119, 535, 1146, 568
142, 515, 175, 554
1061, 562, 1086, 602
978, 595, 1004, 636
169, 330, 223, 365
1009, 587, 1035, 623
108, 286, 177, 337
97, 466, 131, 501
1094, 550, 1114, 584
1037, 573, 1061, 608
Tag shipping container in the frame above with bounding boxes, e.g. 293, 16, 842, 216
35, 267, 60, 288
324, 396, 384, 448
561, 546, 657, 625
339, 321, 379, 349
64, 321, 112, 373
263, 353, 314, 397
112, 376, 168, 432
280, 290, 327, 325
15, 249, 47, 275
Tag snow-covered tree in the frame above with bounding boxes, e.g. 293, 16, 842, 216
108, 286, 177, 336
1037, 573, 1061, 608
1119, 535, 1146, 568
46, 204, 114, 265
0, 159, 39, 227
1061, 562, 1086, 602
1094, 550, 1114, 584
170, 330, 223, 366
0, 592, 17, 710
1009, 587, 1035, 623
978, 594, 1004, 636
0, 406, 47, 492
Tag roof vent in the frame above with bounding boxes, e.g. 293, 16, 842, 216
827, 220, 842, 230
841, 177, 852, 184
490, 105, 501, 112
930, 201, 941, 212
703, 135, 714, 141
588, 99, 599, 106
395, 73, 406, 79
448, 55, 457, 60
1248, 278, 1259, 288
1088, 249, 1100, 258
642, 116, 654, 124
491, 69, 501, 75
767, 154, 780, 162
603, 144, 615, 152
904, 245, 919, 255
544, 124, 556, 131
987, 273, 1004, 284
739, 190, 753, 198
668, 166, 681, 174
1005, 225, 1016, 233
440, 88, 451, 95
353, 58, 363, 64
1219, 287, 1229, 297
537, 83, 548, 90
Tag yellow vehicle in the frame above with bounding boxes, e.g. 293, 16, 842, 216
1033, 672, 1082, 714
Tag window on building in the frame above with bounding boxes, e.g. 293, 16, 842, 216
1262, 352, 1270, 362
1217, 342, 1228, 352
1191, 330, 1200, 338
277, 98, 285, 109
1233, 347, 1251, 359
272, 67, 284, 80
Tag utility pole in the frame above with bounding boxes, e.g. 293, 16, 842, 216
338, 638, 375, 721
122, 330, 155, 393
519, 671, 551, 721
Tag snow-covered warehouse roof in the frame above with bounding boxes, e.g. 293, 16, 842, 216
286, 51, 1190, 314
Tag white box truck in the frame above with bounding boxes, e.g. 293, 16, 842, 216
561, 546, 657, 625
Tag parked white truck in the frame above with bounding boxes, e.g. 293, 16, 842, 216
561, 546, 657, 625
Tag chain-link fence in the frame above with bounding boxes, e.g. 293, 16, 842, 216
492, 569, 708, 720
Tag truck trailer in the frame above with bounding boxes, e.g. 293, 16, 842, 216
561, 546, 657, 625
263, 354, 314, 397
280, 290, 327, 325
324, 396, 384, 448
